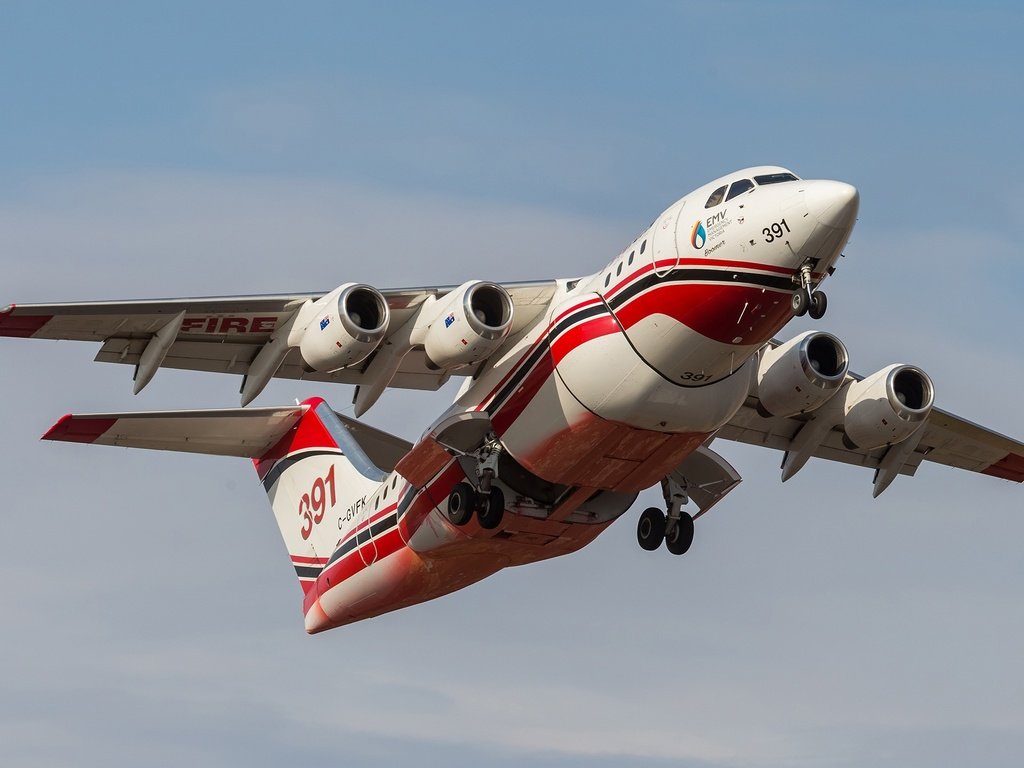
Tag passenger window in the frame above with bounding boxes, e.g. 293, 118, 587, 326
628, 251, 634, 264
604, 273, 610, 287
616, 262, 622, 276
640, 240, 646, 254
726, 179, 754, 200
705, 185, 727, 208
753, 172, 799, 185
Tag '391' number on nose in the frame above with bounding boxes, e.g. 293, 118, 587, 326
762, 219, 791, 243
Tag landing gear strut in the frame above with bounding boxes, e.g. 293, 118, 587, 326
445, 436, 506, 530
792, 261, 827, 320
635, 476, 694, 556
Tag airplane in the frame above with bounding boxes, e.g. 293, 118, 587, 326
3, 165, 1022, 634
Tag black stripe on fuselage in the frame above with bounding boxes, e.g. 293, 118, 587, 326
484, 302, 607, 416
294, 565, 322, 579
325, 511, 399, 568
608, 267, 794, 311
485, 266, 795, 416
320, 481, 420, 573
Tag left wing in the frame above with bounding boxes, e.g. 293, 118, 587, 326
1, 281, 558, 411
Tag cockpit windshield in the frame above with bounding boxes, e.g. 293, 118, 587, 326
753, 172, 799, 185
725, 178, 754, 201
704, 185, 727, 209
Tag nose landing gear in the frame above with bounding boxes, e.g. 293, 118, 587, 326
635, 476, 695, 556
792, 262, 827, 320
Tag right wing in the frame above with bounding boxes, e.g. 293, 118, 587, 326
1, 280, 559, 411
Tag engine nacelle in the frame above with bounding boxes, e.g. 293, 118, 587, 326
298, 283, 390, 372
756, 331, 850, 417
841, 364, 934, 449
423, 281, 514, 369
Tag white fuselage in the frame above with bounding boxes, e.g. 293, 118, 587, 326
304, 166, 861, 631
443, 166, 858, 491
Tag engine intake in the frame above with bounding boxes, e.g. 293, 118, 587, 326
298, 283, 390, 372
842, 364, 934, 449
423, 281, 514, 369
757, 331, 850, 417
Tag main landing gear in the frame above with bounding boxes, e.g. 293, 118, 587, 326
636, 476, 695, 556
792, 261, 827, 320
446, 438, 505, 530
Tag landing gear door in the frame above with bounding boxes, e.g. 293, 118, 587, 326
651, 200, 684, 277
668, 445, 742, 519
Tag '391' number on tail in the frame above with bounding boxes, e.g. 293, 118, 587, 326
298, 465, 337, 540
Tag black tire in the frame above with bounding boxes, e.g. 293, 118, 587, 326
809, 290, 827, 320
791, 290, 809, 317
477, 486, 505, 530
665, 514, 694, 556
447, 482, 476, 526
637, 507, 667, 551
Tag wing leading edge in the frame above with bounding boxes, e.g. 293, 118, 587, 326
717, 392, 1024, 494
1, 280, 559, 409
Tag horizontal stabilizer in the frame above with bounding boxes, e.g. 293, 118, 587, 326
42, 406, 306, 457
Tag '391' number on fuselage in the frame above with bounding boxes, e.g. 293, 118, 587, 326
763, 219, 791, 243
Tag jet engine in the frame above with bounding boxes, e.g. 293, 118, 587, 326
756, 331, 850, 417
840, 364, 934, 449
298, 283, 390, 372
423, 281, 514, 369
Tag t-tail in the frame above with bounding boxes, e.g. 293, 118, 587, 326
253, 399, 384, 596
41, 397, 409, 630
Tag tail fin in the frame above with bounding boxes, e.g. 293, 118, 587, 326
43, 397, 402, 596
253, 398, 385, 594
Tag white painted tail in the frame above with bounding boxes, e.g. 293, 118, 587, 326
253, 398, 387, 595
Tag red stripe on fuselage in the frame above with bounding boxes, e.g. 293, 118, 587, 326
476, 296, 604, 413
614, 281, 793, 346
305, 463, 465, 617
604, 258, 802, 302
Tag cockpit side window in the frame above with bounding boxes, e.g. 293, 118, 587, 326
704, 185, 727, 208
753, 172, 799, 185
725, 179, 754, 201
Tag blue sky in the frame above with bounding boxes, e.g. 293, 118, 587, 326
2, 3, 1023, 767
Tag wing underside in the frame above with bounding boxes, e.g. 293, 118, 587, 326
717, 396, 1024, 489
1, 281, 560, 401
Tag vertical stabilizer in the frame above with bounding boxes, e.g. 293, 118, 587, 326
254, 397, 385, 595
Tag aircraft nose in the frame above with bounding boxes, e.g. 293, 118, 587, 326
805, 180, 859, 230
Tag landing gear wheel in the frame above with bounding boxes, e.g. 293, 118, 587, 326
665, 514, 695, 555
477, 486, 505, 530
447, 482, 476, 526
637, 507, 667, 551
791, 290, 809, 317
808, 290, 828, 320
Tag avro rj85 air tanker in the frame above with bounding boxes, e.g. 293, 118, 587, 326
3, 167, 1022, 633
